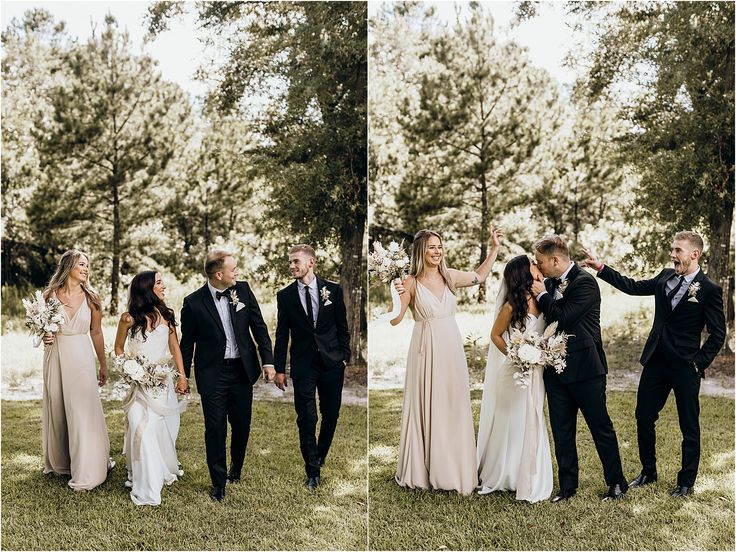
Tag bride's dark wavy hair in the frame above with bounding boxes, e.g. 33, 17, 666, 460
502, 255, 535, 333
127, 270, 177, 341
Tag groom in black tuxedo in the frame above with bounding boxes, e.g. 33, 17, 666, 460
531, 235, 628, 502
274, 244, 351, 491
584, 231, 726, 497
180, 250, 275, 501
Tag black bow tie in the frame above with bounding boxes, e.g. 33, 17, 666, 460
216, 288, 232, 301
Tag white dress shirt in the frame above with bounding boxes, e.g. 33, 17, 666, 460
667, 266, 700, 309
208, 282, 240, 359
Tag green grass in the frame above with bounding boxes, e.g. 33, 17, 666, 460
368, 389, 734, 551
1, 398, 367, 550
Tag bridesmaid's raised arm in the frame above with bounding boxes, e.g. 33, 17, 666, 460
114, 313, 133, 356
448, 228, 503, 288
490, 303, 513, 356
89, 302, 108, 386
390, 275, 416, 326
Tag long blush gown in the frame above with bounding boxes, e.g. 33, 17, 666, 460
395, 281, 478, 496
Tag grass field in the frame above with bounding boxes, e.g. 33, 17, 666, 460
1, 398, 367, 550
368, 389, 735, 551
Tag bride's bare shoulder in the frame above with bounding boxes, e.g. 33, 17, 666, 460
119, 312, 133, 325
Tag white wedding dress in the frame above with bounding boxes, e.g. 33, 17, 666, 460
123, 325, 184, 506
476, 307, 553, 503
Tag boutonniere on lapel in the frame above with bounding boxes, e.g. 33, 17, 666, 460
320, 286, 332, 306
558, 280, 569, 294
229, 290, 245, 311
687, 281, 701, 303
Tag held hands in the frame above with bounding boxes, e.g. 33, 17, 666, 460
43, 333, 55, 346
274, 372, 287, 391
530, 274, 546, 297
262, 365, 276, 383
175, 376, 189, 395
580, 248, 604, 272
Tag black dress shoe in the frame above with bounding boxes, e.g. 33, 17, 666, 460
305, 476, 320, 491
551, 489, 576, 502
602, 483, 627, 501
227, 474, 241, 484
671, 485, 693, 498
209, 486, 225, 501
629, 472, 657, 487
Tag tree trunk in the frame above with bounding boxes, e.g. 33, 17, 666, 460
110, 178, 121, 315
340, 211, 366, 366
477, 170, 489, 303
707, 203, 734, 352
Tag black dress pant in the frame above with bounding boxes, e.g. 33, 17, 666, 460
636, 347, 701, 487
292, 354, 345, 478
544, 372, 626, 490
200, 361, 253, 489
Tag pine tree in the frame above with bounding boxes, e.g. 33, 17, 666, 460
30, 15, 191, 313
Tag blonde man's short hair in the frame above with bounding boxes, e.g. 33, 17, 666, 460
674, 231, 704, 253
204, 249, 233, 278
289, 244, 316, 259
533, 235, 570, 259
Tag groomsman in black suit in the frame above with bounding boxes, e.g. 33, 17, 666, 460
531, 235, 628, 502
274, 244, 351, 491
583, 231, 726, 497
180, 250, 275, 501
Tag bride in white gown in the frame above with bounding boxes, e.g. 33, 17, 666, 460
476, 255, 553, 503
114, 271, 188, 506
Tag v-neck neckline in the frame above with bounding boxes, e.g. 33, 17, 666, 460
56, 292, 85, 322
417, 280, 447, 303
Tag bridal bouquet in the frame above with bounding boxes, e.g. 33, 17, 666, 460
22, 290, 65, 347
508, 321, 570, 388
368, 240, 410, 285
114, 352, 173, 393
369, 239, 410, 323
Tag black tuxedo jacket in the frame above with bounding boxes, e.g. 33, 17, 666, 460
274, 277, 351, 379
180, 280, 274, 393
538, 263, 608, 384
598, 265, 725, 376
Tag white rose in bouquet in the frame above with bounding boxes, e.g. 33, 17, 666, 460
518, 343, 543, 365
123, 359, 145, 382
388, 241, 400, 253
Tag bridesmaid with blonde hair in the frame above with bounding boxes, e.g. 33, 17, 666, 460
391, 228, 503, 495
42, 249, 112, 490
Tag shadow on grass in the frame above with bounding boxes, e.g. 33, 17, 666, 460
368, 389, 734, 551
2, 398, 367, 551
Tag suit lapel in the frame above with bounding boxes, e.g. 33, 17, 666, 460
315, 277, 325, 327
658, 271, 673, 314
671, 269, 704, 314
566, 263, 580, 284
292, 280, 313, 326
201, 284, 226, 336
229, 285, 238, 331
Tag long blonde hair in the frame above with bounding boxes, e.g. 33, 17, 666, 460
409, 229, 457, 294
44, 249, 102, 311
